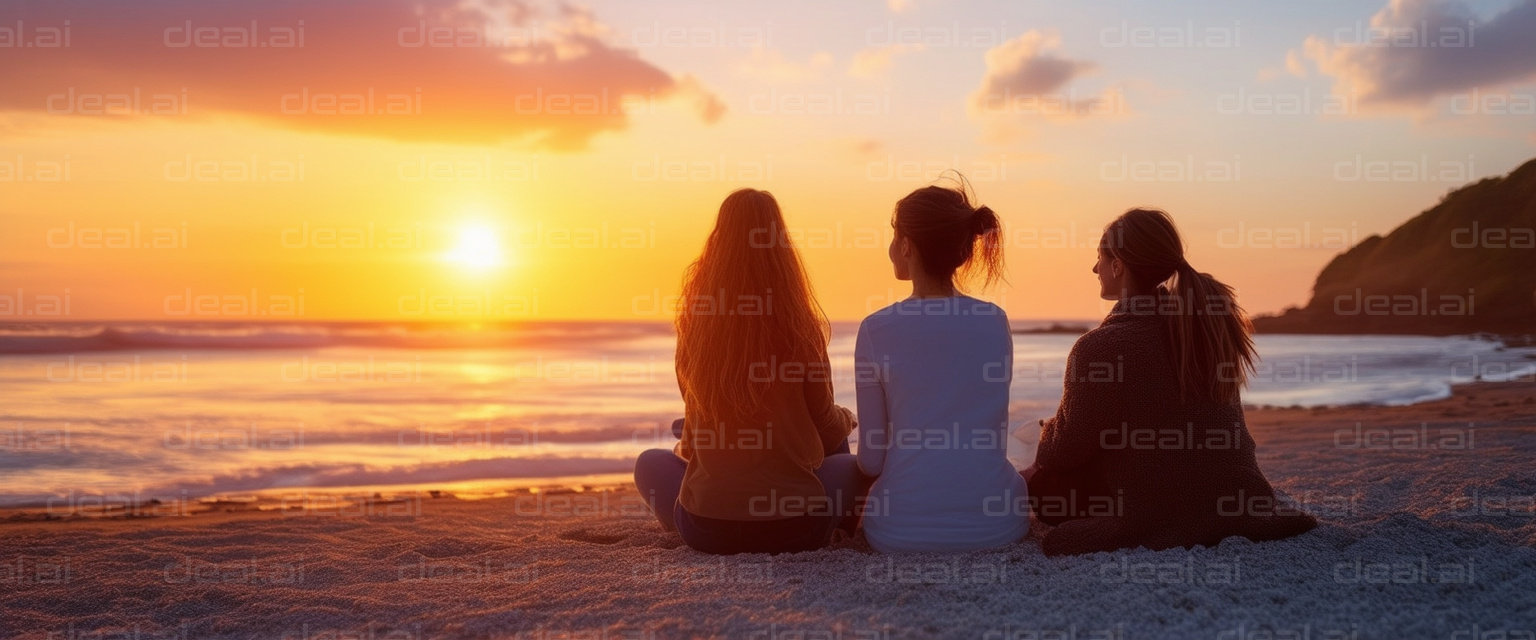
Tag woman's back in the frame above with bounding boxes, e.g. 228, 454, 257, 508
632, 188, 862, 556
678, 358, 846, 521
856, 295, 1028, 552
1034, 303, 1318, 555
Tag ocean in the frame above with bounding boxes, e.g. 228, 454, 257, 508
2, 321, 1532, 509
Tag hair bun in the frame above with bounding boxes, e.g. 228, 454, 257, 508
971, 205, 996, 235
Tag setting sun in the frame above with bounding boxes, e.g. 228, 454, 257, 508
444, 225, 507, 271
3, 0, 1535, 636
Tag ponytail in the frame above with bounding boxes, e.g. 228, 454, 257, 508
963, 205, 1005, 289
1162, 262, 1255, 405
1105, 208, 1256, 405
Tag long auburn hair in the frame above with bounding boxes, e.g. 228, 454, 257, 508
675, 189, 829, 420
1103, 208, 1255, 405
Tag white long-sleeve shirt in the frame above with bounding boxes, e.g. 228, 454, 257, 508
855, 294, 1029, 553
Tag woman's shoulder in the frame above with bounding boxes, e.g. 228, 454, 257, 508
1070, 314, 1154, 357
857, 304, 897, 343
860, 296, 1008, 330
960, 295, 1008, 320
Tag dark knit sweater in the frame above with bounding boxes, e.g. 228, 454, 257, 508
1031, 302, 1317, 555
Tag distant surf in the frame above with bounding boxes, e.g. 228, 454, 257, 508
2, 321, 1532, 507
0, 321, 676, 354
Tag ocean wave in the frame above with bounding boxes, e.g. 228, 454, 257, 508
0, 455, 638, 508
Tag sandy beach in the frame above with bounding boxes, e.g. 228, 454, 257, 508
8, 0, 1536, 637
3, 381, 1533, 640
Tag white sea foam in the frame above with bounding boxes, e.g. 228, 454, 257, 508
1, 321, 1530, 506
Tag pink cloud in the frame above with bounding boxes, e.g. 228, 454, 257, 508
0, 0, 724, 149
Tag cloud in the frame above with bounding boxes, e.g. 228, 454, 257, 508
848, 44, 924, 78
1300, 0, 1536, 108
848, 138, 885, 156
832, 137, 885, 163
734, 48, 834, 83
1257, 50, 1309, 82
967, 30, 1117, 141
1285, 50, 1310, 78
0, 0, 724, 149
971, 30, 1096, 100
674, 75, 727, 123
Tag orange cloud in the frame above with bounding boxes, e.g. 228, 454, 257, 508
848, 44, 923, 78
0, 0, 723, 149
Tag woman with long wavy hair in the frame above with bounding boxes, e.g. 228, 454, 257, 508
633, 188, 863, 555
1027, 208, 1317, 555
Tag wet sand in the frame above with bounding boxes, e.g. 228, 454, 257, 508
3, 382, 1533, 640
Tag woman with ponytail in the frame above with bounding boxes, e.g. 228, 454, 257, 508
854, 179, 1029, 553
1027, 208, 1316, 556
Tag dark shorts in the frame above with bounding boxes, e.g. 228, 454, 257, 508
674, 503, 832, 555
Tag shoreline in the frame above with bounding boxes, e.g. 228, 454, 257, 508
0, 472, 638, 520
3, 381, 1533, 639
6, 381, 1533, 518
3, 380, 1529, 522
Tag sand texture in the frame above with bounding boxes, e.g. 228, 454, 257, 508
3, 383, 1534, 640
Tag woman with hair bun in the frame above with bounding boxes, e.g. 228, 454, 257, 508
1026, 208, 1317, 556
854, 179, 1029, 553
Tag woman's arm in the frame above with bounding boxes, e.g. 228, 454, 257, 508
804, 347, 856, 455
854, 322, 888, 477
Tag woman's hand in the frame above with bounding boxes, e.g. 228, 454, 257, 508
836, 404, 858, 429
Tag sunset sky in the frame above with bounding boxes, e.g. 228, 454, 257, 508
4, 0, 1536, 321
